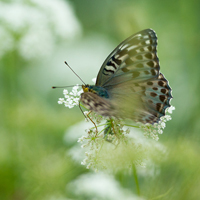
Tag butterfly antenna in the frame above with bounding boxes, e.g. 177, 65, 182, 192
64, 61, 86, 85
52, 85, 82, 89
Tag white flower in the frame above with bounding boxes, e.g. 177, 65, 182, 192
165, 115, 172, 121
0, 0, 81, 59
81, 158, 87, 165
58, 85, 82, 109
92, 78, 96, 84
63, 89, 68, 95
160, 122, 166, 129
58, 98, 65, 104
167, 106, 175, 114
67, 173, 144, 200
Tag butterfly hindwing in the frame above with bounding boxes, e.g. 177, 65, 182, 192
81, 92, 116, 117
136, 73, 172, 123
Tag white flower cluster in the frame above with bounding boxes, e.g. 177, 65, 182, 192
138, 106, 175, 141
77, 114, 133, 172
0, 0, 81, 59
58, 85, 83, 108
66, 116, 166, 173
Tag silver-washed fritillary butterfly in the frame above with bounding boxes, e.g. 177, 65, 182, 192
81, 29, 172, 124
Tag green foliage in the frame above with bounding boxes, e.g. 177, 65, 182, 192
1, 0, 200, 199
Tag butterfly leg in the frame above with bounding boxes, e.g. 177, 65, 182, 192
109, 118, 121, 144
86, 111, 98, 135
109, 118, 116, 135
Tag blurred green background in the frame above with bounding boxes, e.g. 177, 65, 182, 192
0, 0, 200, 199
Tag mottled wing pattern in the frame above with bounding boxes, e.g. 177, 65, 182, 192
128, 72, 172, 123
95, 29, 172, 124
81, 92, 117, 117
96, 29, 159, 87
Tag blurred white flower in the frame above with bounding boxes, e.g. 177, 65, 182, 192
67, 173, 145, 200
0, 27, 14, 56
167, 105, 175, 114
0, 0, 81, 59
58, 98, 65, 104
92, 78, 96, 84
65, 118, 166, 174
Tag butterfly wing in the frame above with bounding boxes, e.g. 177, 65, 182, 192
95, 29, 172, 124
96, 29, 159, 86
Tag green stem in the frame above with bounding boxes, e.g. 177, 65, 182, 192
124, 124, 140, 128
132, 164, 140, 196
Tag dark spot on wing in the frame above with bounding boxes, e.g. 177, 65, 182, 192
129, 49, 137, 55
151, 69, 157, 76
145, 53, 152, 59
159, 95, 166, 102
147, 61, 154, 68
144, 70, 150, 75
107, 61, 116, 69
121, 67, 129, 72
118, 49, 128, 57
150, 92, 157, 97
147, 81, 153, 85
136, 63, 144, 68
140, 47, 144, 52
132, 71, 140, 78
103, 68, 115, 75
148, 46, 152, 51
112, 56, 121, 65
158, 81, 164, 87
136, 55, 143, 60
161, 89, 166, 94
125, 57, 133, 65
141, 41, 146, 45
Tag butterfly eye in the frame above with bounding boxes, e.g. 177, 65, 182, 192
82, 86, 89, 93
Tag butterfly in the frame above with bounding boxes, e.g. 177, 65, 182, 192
81, 29, 172, 124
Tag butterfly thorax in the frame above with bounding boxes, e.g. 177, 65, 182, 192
82, 85, 109, 98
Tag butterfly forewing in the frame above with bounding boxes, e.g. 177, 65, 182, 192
96, 29, 160, 87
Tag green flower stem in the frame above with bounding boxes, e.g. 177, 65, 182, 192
132, 164, 140, 196
124, 124, 140, 128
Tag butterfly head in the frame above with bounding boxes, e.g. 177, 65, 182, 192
82, 85, 109, 98
82, 84, 93, 93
